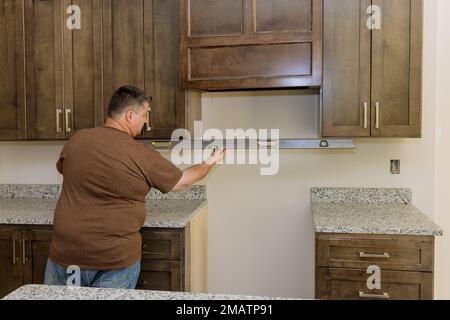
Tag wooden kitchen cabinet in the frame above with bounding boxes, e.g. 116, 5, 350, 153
24, 0, 103, 140
0, 0, 26, 140
103, 0, 200, 140
1, 0, 200, 141
322, 0, 423, 138
0, 205, 207, 298
181, 0, 323, 90
315, 233, 435, 300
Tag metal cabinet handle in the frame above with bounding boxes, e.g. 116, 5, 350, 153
375, 102, 380, 129
151, 141, 172, 149
359, 292, 390, 299
65, 109, 72, 133
360, 252, 390, 259
363, 102, 368, 129
22, 238, 29, 264
56, 109, 63, 133
146, 111, 151, 132
12, 237, 18, 264
257, 140, 279, 148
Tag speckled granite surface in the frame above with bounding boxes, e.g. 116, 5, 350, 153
311, 187, 412, 204
0, 185, 207, 228
0, 184, 206, 200
312, 188, 443, 236
2, 285, 296, 300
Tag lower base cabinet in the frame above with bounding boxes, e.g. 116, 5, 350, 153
0, 205, 207, 298
315, 233, 435, 300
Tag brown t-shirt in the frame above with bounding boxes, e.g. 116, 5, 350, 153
49, 126, 182, 270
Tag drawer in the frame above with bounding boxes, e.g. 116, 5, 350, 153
137, 260, 182, 292
316, 233, 434, 272
316, 268, 433, 300
140, 229, 183, 261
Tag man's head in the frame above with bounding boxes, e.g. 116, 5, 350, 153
107, 85, 152, 137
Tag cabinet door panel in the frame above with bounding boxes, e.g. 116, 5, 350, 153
0, 229, 23, 298
0, 0, 26, 140
137, 260, 182, 291
371, 0, 422, 137
65, 0, 104, 135
22, 229, 53, 285
255, 0, 312, 33
189, 0, 243, 37
322, 0, 371, 137
102, 0, 145, 104
25, 0, 65, 140
143, 0, 181, 139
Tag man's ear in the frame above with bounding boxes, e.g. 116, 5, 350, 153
125, 110, 134, 122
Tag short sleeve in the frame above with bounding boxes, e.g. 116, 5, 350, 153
56, 143, 69, 174
139, 147, 183, 194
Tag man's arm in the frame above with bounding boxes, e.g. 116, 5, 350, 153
171, 148, 226, 192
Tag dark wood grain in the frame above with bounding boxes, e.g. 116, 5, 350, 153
181, 0, 322, 90
316, 268, 433, 300
315, 232, 435, 300
0, 228, 23, 298
189, 0, 243, 37
0, 0, 26, 140
371, 0, 422, 137
25, 0, 65, 140
322, 0, 371, 137
255, 0, 312, 33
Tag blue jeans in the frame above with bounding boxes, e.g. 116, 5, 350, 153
44, 258, 141, 289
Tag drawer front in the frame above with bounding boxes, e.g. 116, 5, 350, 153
137, 260, 182, 292
316, 268, 433, 300
140, 229, 183, 261
316, 234, 434, 272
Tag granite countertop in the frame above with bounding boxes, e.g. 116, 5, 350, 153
312, 188, 443, 236
2, 285, 295, 300
0, 184, 207, 228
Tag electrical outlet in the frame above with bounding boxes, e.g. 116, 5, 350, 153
390, 160, 400, 174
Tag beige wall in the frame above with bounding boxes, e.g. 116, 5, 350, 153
434, 0, 450, 300
0, 0, 448, 299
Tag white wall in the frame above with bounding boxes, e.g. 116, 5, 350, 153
0, 0, 448, 299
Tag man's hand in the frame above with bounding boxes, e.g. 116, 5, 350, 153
171, 147, 226, 192
204, 147, 226, 166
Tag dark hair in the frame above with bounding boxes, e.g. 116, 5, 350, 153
107, 85, 152, 119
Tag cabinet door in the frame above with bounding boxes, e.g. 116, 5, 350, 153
322, 0, 371, 137
103, 0, 182, 140
0, 0, 26, 140
141, 0, 183, 140
137, 260, 182, 291
102, 0, 145, 118
25, 0, 65, 140
0, 229, 23, 298
64, 0, 104, 137
371, 0, 422, 137
22, 229, 52, 285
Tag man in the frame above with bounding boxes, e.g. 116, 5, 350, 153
44, 85, 225, 289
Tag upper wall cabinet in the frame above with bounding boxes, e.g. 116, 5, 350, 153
322, 0, 423, 138
103, 0, 199, 140
180, 0, 323, 91
0, 0, 26, 140
0, 0, 200, 141
25, 0, 103, 140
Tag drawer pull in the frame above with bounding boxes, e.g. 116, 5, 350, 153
359, 252, 390, 259
359, 292, 390, 299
